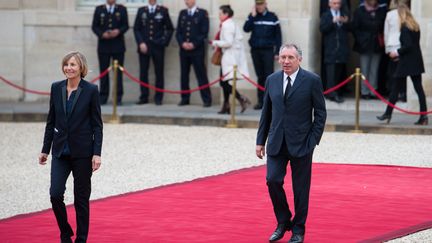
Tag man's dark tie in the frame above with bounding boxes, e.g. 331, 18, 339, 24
284, 76, 292, 104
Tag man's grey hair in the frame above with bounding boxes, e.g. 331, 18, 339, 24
279, 43, 303, 58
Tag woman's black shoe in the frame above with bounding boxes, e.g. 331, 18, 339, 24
414, 115, 428, 125
377, 113, 392, 124
217, 102, 230, 114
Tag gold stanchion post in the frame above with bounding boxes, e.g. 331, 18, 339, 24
350, 67, 363, 133
109, 60, 120, 124
226, 65, 238, 128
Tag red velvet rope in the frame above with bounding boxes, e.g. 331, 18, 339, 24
0, 67, 111, 96
121, 66, 231, 94
363, 77, 432, 115
241, 73, 354, 95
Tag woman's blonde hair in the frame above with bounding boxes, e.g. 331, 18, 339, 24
398, 5, 420, 32
389, 0, 409, 10
61, 51, 88, 78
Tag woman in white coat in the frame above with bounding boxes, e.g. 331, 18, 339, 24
211, 5, 251, 114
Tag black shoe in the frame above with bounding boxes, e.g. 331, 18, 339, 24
288, 233, 304, 243
254, 103, 263, 110
269, 223, 290, 242
361, 94, 370, 100
398, 92, 407, 102
329, 95, 344, 103
203, 102, 212, 108
136, 100, 148, 105
178, 100, 190, 106
116, 101, 123, 106
414, 115, 428, 125
155, 100, 162, 106
377, 113, 392, 124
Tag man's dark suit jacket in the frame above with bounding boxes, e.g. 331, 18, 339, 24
91, 4, 129, 54
256, 68, 327, 158
42, 80, 103, 158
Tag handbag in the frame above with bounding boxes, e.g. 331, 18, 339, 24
211, 48, 222, 66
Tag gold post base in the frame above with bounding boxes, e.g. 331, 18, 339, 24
108, 116, 121, 124
348, 129, 364, 134
225, 122, 238, 128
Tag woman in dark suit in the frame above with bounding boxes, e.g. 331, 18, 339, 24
377, 5, 428, 125
39, 51, 103, 243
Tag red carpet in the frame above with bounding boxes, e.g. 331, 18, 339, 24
1, 163, 432, 243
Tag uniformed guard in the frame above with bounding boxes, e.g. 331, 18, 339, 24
134, 0, 174, 105
243, 0, 281, 110
175, 0, 212, 107
91, 0, 129, 105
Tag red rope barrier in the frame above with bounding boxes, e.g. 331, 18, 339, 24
363, 77, 432, 115
322, 75, 354, 95
0, 67, 111, 96
241, 72, 354, 95
121, 67, 231, 94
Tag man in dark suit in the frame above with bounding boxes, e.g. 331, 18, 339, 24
134, 0, 174, 105
256, 44, 327, 243
320, 0, 350, 103
92, 0, 129, 105
175, 0, 212, 107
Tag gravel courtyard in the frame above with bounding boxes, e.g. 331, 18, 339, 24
0, 122, 431, 242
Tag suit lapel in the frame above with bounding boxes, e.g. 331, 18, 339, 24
277, 71, 284, 101
68, 80, 83, 118
288, 68, 304, 99
61, 82, 67, 116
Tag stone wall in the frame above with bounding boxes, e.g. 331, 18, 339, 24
0, 0, 429, 108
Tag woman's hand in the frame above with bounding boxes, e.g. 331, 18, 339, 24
92, 155, 101, 172
389, 51, 399, 59
39, 153, 48, 165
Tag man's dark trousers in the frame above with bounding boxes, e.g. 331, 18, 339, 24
251, 47, 274, 105
50, 155, 92, 243
139, 45, 165, 103
98, 52, 124, 104
266, 138, 313, 235
179, 48, 212, 104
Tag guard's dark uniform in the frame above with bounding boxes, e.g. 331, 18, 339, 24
175, 7, 212, 106
134, 4, 174, 104
243, 9, 281, 108
91, 4, 129, 104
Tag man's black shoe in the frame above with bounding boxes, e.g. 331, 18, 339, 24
288, 233, 304, 243
361, 94, 370, 100
329, 95, 344, 103
178, 100, 190, 106
269, 223, 290, 242
155, 100, 162, 106
254, 103, 263, 110
136, 100, 148, 105
203, 102, 212, 107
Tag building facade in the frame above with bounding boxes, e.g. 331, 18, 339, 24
0, 0, 430, 109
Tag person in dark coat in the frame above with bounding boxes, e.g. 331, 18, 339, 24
243, 0, 282, 110
352, 0, 387, 99
377, 5, 428, 125
134, 0, 174, 105
320, 0, 351, 103
39, 52, 103, 243
175, 0, 212, 107
91, 0, 129, 105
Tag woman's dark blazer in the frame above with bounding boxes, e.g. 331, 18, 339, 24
395, 25, 425, 77
42, 79, 103, 158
